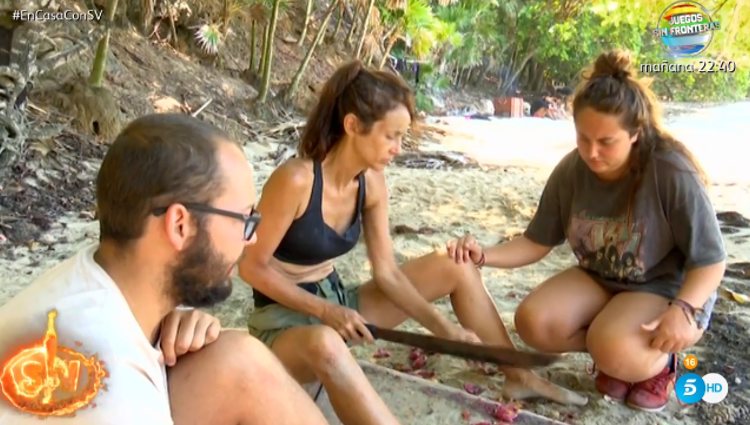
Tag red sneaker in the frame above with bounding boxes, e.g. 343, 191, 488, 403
626, 356, 677, 412
595, 371, 631, 401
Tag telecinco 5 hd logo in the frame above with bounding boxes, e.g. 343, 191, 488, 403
675, 354, 729, 404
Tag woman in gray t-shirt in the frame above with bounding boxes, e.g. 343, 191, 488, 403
447, 50, 726, 413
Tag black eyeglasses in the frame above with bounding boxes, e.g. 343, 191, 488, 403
152, 202, 261, 241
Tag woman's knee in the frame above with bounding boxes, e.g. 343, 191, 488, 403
443, 253, 482, 287
423, 251, 481, 288
304, 325, 355, 375
514, 298, 561, 351
586, 327, 667, 382
515, 268, 609, 351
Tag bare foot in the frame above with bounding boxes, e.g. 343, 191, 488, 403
501, 368, 588, 406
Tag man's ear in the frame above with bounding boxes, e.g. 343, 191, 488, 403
343, 113, 359, 136
163, 204, 194, 251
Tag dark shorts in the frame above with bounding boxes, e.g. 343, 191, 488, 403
583, 267, 717, 329
247, 271, 360, 347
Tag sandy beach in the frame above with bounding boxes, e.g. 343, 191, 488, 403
1, 104, 749, 424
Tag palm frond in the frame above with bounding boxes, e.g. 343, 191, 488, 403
386, 0, 407, 10
195, 24, 222, 55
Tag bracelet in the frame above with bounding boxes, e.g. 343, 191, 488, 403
668, 298, 703, 327
474, 251, 486, 269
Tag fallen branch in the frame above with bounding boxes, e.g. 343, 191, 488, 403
168, 1, 178, 47
191, 98, 213, 117
26, 102, 48, 115
37, 28, 106, 77
267, 120, 306, 135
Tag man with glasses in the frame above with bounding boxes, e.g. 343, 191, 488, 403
0, 114, 328, 425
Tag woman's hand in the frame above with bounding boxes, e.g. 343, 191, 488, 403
320, 303, 374, 345
446, 234, 484, 266
641, 304, 698, 353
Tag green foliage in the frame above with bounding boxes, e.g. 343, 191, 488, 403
200, 0, 750, 102
430, 0, 749, 101
379, 0, 451, 60
195, 24, 223, 55
634, 0, 750, 102
646, 65, 750, 102
432, 74, 453, 90
415, 90, 435, 113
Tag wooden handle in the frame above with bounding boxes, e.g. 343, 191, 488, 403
365, 324, 560, 368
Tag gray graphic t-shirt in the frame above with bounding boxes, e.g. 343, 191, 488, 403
525, 148, 726, 300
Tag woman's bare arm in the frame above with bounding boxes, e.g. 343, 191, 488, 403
238, 161, 330, 319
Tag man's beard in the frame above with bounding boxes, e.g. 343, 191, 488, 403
168, 226, 234, 308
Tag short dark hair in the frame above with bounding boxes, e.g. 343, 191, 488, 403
96, 113, 238, 244
530, 99, 551, 116
298, 60, 416, 161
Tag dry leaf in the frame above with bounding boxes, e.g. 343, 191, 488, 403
152, 96, 183, 113
28, 139, 56, 156
721, 287, 750, 304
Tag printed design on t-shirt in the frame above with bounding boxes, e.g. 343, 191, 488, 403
568, 210, 646, 282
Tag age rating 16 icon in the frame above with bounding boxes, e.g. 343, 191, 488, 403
675, 372, 729, 404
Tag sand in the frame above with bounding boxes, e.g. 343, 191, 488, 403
309, 362, 569, 425
1, 104, 749, 424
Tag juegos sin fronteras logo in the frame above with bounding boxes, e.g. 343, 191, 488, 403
653, 1, 720, 58
0, 310, 108, 417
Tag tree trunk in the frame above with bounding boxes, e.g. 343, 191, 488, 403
354, 0, 375, 59
257, 24, 267, 74
471, 66, 484, 86
222, 0, 231, 36
455, 67, 463, 86
248, 20, 256, 72
327, 3, 344, 44
89, 0, 119, 87
498, 42, 519, 93
378, 36, 398, 69
140, 0, 153, 35
519, 61, 529, 87
377, 22, 400, 69
168, 2, 178, 46
345, 4, 360, 46
287, 0, 338, 100
502, 48, 537, 95
530, 60, 544, 92
258, 0, 282, 103
297, 0, 314, 47
464, 67, 475, 87
0, 24, 29, 182
478, 60, 493, 88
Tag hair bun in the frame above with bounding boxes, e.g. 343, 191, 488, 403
591, 49, 634, 80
